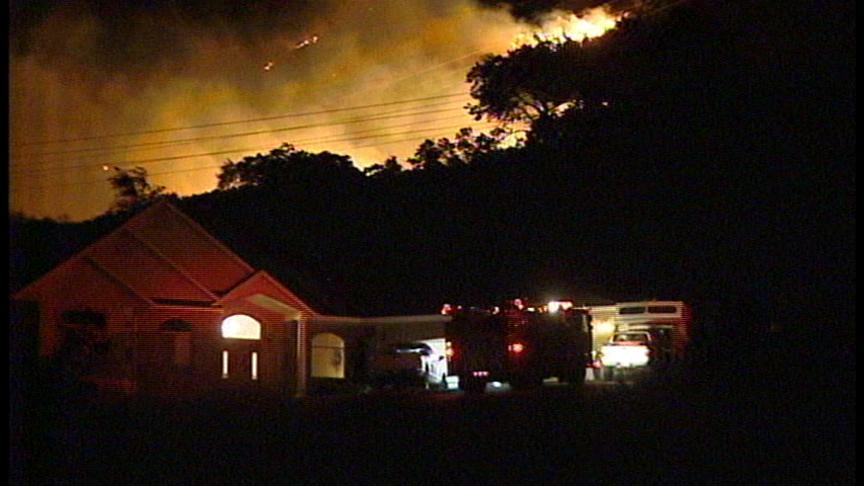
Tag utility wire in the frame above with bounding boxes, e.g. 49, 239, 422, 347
11, 100, 471, 160
12, 92, 469, 147
12, 121, 499, 181
11, 113, 482, 176
11, 123, 499, 190
12, 0, 684, 151
13, 110, 474, 169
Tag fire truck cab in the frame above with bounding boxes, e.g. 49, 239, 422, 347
443, 300, 593, 393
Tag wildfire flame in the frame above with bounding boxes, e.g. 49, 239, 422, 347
511, 5, 624, 48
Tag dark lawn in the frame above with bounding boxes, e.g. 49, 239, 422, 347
18, 363, 853, 485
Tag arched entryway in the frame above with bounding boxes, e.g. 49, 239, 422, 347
220, 314, 261, 384
310, 333, 345, 379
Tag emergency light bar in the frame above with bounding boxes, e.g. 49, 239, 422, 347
441, 299, 579, 316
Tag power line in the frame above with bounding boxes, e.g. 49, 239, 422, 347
298, 36, 501, 101
13, 39, 497, 151
18, 103, 461, 158
12, 92, 470, 147
366, 49, 490, 90
11, 99, 471, 161
12, 121, 499, 181
11, 3, 665, 175
11, 113, 482, 176
10, 123, 499, 190
12, 0, 683, 152
13, 110, 474, 170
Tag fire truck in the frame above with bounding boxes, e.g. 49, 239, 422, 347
442, 300, 593, 393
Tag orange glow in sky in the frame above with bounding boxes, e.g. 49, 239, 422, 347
10, 1, 622, 221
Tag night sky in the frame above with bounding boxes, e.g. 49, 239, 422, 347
10, 0, 621, 221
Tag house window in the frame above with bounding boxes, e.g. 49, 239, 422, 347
251, 352, 258, 381
222, 350, 229, 378
311, 333, 345, 379
161, 319, 192, 367
221, 314, 261, 340
619, 306, 646, 315
57, 309, 110, 375
647, 305, 678, 315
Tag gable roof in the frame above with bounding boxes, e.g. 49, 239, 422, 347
85, 227, 216, 302
216, 270, 319, 316
81, 256, 154, 305
123, 201, 255, 294
13, 201, 260, 305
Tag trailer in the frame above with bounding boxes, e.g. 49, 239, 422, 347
589, 301, 692, 380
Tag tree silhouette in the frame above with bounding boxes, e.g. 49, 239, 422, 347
363, 156, 404, 179
466, 38, 609, 124
407, 127, 511, 169
217, 143, 363, 190
106, 166, 166, 214
13, 0, 852, 349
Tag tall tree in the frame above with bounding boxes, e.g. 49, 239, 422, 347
407, 127, 512, 169
217, 143, 363, 190
466, 39, 608, 124
106, 166, 166, 214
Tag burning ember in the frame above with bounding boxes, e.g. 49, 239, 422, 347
294, 35, 320, 50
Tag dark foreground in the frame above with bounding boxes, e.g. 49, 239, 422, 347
16, 368, 853, 486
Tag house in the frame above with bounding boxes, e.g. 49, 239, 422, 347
12, 200, 449, 398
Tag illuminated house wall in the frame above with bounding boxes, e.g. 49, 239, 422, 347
12, 200, 377, 399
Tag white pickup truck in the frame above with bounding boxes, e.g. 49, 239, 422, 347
369, 342, 448, 390
598, 331, 654, 380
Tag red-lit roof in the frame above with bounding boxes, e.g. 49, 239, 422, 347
85, 228, 213, 302
216, 270, 318, 316
14, 201, 267, 307
124, 202, 254, 294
